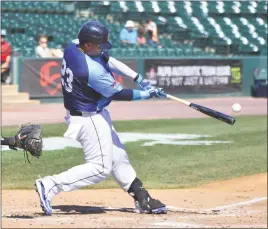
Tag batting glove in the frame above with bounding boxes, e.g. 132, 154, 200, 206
148, 87, 165, 98
134, 74, 154, 91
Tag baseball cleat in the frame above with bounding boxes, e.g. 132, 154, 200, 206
134, 197, 167, 214
35, 179, 53, 216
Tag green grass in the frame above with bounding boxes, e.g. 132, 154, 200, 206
1, 115, 267, 189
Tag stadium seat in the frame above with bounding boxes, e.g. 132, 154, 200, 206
2, 0, 267, 57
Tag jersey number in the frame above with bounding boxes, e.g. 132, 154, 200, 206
61, 59, 73, 93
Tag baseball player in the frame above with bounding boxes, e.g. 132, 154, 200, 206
35, 20, 167, 216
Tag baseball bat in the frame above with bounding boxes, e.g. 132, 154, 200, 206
166, 94, 236, 125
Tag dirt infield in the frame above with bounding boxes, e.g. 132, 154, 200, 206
2, 173, 267, 228
2, 97, 267, 228
2, 97, 267, 126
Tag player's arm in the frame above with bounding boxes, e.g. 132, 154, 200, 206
87, 63, 163, 101
1, 136, 16, 146
101, 52, 153, 91
2, 136, 19, 151
111, 88, 163, 101
1, 135, 27, 149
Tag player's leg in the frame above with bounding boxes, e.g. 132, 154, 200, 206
35, 111, 113, 215
110, 125, 167, 214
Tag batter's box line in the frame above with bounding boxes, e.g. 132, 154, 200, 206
167, 206, 218, 215
167, 196, 267, 214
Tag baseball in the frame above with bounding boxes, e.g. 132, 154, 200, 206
232, 103, 242, 112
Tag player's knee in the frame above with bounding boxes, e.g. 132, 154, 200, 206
99, 162, 112, 178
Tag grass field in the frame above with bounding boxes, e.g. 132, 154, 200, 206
1, 115, 267, 189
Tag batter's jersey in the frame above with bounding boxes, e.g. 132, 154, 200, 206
61, 41, 122, 112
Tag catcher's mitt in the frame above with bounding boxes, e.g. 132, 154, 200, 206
14, 124, 43, 163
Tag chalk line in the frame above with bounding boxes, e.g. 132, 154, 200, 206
152, 221, 203, 228
167, 206, 214, 214
167, 196, 267, 214
207, 196, 267, 211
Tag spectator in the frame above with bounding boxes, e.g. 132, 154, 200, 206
35, 35, 52, 58
148, 30, 162, 48
145, 19, 162, 48
1, 29, 12, 84
51, 44, 64, 58
146, 19, 158, 39
137, 26, 147, 46
35, 35, 63, 58
120, 20, 137, 45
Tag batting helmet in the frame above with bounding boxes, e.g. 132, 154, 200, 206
77, 20, 112, 50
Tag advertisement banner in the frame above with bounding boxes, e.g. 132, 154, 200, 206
21, 59, 62, 98
144, 59, 242, 94
21, 59, 137, 98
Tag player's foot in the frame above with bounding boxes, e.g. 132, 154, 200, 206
134, 197, 167, 214
128, 178, 167, 214
35, 179, 53, 216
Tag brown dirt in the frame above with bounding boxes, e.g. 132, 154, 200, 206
2, 173, 267, 228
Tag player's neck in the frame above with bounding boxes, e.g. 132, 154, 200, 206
79, 45, 101, 57
78, 45, 86, 54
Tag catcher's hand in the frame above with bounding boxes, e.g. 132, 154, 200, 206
14, 124, 43, 163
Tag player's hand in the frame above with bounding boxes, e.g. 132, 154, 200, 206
148, 87, 166, 98
135, 74, 154, 91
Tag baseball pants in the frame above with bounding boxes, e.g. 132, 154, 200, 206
41, 109, 137, 202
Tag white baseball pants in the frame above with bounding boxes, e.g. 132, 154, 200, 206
41, 109, 136, 202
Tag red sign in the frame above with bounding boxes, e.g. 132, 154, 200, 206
40, 61, 62, 96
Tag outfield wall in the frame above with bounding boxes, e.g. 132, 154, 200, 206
12, 56, 267, 99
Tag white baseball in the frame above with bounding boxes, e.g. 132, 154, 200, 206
232, 103, 242, 112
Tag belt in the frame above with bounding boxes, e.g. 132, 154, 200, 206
70, 110, 83, 116
69, 110, 99, 116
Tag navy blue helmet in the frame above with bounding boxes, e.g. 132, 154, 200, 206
77, 20, 112, 50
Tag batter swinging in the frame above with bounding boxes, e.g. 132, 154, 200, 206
35, 20, 167, 215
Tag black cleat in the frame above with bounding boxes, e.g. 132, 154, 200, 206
134, 195, 167, 214
128, 178, 167, 214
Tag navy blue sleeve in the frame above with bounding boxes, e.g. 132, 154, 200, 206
112, 89, 133, 101
111, 89, 150, 101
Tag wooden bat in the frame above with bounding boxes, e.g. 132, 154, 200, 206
107, 58, 235, 125
166, 94, 236, 125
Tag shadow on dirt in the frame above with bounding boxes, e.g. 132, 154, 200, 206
5, 215, 35, 219
53, 205, 135, 214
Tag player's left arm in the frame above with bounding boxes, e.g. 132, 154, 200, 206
1, 136, 16, 147
111, 88, 164, 101
101, 51, 153, 91
87, 64, 164, 102
1, 135, 26, 150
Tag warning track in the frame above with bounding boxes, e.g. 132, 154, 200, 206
2, 97, 267, 126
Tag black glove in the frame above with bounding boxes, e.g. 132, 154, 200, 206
14, 124, 43, 163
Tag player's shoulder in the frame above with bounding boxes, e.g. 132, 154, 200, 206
63, 40, 83, 59
65, 40, 77, 50
85, 55, 106, 75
